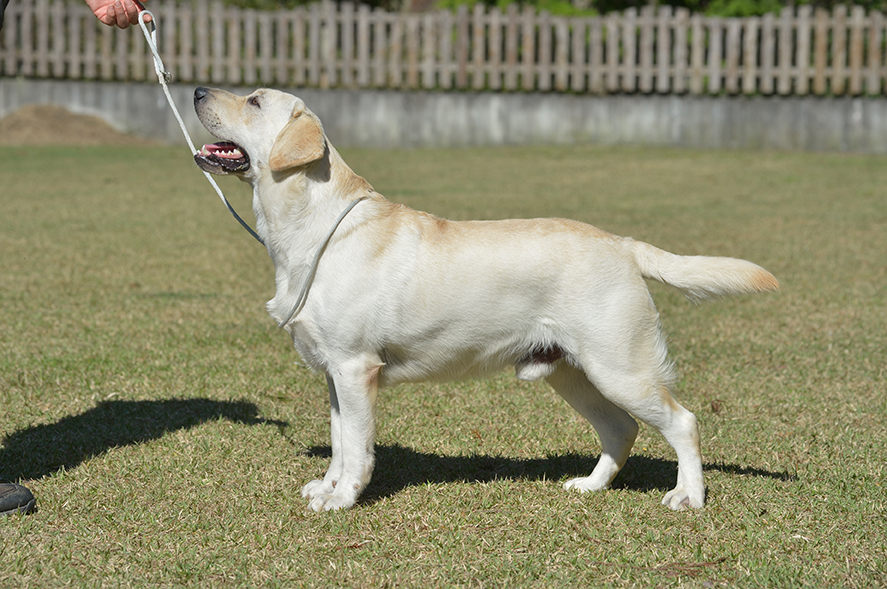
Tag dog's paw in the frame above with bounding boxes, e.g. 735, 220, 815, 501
307, 488, 359, 512
301, 479, 334, 500
563, 475, 609, 493
662, 485, 705, 510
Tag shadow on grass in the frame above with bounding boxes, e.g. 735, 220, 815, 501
0, 399, 287, 481
306, 444, 795, 504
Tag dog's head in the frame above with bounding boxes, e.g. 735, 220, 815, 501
193, 87, 326, 177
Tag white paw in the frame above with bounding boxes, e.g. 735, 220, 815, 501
301, 479, 334, 500
662, 485, 705, 510
563, 475, 609, 493
307, 488, 359, 512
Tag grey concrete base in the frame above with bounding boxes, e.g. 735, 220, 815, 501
3, 77, 887, 152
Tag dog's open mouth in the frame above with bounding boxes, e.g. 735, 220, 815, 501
194, 141, 250, 174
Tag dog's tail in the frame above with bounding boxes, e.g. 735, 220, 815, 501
628, 239, 779, 303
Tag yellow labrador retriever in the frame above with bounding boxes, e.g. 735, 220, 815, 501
193, 87, 778, 512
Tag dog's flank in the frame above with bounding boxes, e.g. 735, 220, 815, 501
193, 86, 779, 513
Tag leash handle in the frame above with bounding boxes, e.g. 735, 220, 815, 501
137, 11, 265, 246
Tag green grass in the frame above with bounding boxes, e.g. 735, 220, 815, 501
0, 143, 884, 587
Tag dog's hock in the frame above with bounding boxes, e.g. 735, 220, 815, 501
269, 110, 327, 172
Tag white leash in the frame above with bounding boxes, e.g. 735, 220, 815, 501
137, 11, 368, 327
137, 11, 264, 246
276, 196, 368, 328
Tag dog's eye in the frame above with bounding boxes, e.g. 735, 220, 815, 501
248, 96, 261, 108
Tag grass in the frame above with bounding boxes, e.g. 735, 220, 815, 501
0, 142, 884, 587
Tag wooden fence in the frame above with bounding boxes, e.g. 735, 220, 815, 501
2, 0, 886, 95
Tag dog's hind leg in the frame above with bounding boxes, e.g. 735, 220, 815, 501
546, 364, 639, 493
575, 328, 706, 510
302, 359, 381, 512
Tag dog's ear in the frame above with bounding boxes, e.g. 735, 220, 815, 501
269, 111, 326, 172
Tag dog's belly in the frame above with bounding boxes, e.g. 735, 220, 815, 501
374, 337, 568, 386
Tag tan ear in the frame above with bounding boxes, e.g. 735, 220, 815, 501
268, 112, 326, 172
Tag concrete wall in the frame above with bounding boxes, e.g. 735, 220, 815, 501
4, 78, 887, 153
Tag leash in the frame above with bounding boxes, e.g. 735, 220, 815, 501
137, 11, 368, 327
137, 11, 264, 246
276, 196, 368, 328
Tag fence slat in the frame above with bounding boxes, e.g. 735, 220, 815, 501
832, 5, 847, 95
421, 12, 435, 89
743, 17, 759, 94
813, 8, 828, 94
538, 11, 551, 91
489, 8, 502, 91
571, 18, 588, 93
849, 5, 864, 94
438, 9, 452, 90
638, 6, 653, 92
689, 13, 704, 93
49, 0, 64, 76
621, 8, 637, 92
867, 11, 883, 95
708, 18, 723, 94
503, 4, 518, 90
406, 14, 419, 89
655, 5, 671, 93
673, 8, 688, 94
342, 2, 354, 87
554, 16, 568, 91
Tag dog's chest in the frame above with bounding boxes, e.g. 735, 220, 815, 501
283, 320, 328, 371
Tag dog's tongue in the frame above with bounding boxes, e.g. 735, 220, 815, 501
199, 142, 244, 160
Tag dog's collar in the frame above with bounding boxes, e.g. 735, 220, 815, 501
277, 196, 369, 328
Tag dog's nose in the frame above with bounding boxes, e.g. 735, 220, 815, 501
194, 86, 209, 103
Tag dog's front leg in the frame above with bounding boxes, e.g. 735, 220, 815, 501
301, 375, 344, 502
303, 360, 381, 512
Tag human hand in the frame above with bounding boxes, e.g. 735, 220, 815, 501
85, 0, 150, 29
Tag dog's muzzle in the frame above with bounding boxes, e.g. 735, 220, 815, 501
193, 87, 251, 174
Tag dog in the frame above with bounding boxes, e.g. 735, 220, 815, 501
193, 87, 779, 512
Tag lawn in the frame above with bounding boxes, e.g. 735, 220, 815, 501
0, 143, 884, 587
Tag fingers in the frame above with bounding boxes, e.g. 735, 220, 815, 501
94, 0, 150, 29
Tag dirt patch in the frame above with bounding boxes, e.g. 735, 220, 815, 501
0, 104, 154, 146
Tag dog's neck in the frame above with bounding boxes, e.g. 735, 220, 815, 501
250, 140, 376, 325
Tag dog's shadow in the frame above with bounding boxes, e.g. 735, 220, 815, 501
0, 399, 287, 481
305, 444, 795, 504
